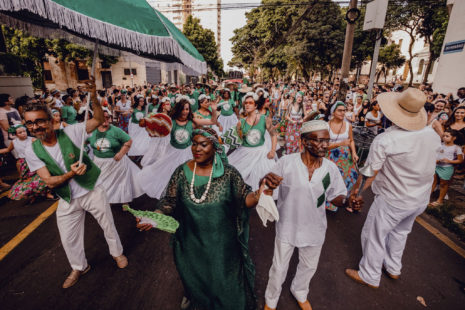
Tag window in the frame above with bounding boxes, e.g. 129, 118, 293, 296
428, 61, 435, 74
76, 62, 89, 81
44, 70, 53, 81
124, 68, 137, 75
417, 59, 425, 75
43, 61, 53, 81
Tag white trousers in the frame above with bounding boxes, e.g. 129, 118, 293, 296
265, 238, 323, 308
56, 186, 124, 271
358, 195, 426, 286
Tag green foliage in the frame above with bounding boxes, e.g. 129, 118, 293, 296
385, 0, 448, 85
1, 26, 119, 88
376, 43, 405, 82
183, 15, 223, 77
230, 0, 347, 81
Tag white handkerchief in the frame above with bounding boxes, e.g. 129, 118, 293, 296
256, 191, 279, 227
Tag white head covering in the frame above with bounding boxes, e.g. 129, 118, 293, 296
300, 120, 329, 134
242, 92, 259, 103
198, 94, 209, 102
160, 96, 171, 104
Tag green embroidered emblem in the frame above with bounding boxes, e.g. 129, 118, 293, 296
317, 193, 325, 207
317, 173, 331, 208
322, 172, 330, 190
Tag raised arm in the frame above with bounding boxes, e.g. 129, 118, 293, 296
84, 77, 104, 134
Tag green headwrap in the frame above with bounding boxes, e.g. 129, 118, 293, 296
191, 128, 228, 178
8, 124, 26, 133
330, 101, 346, 115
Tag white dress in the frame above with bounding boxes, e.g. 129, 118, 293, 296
137, 120, 193, 199
140, 135, 171, 167
228, 115, 276, 194
94, 156, 144, 204
217, 100, 239, 133
128, 110, 150, 156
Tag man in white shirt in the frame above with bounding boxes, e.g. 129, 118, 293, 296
23, 83, 128, 289
264, 119, 361, 310
345, 88, 441, 288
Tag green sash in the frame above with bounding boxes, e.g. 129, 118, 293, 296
32, 130, 101, 202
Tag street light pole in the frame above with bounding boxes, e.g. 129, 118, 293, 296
367, 29, 382, 99
338, 0, 358, 101
340, 0, 358, 81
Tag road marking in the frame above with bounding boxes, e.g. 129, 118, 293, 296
0, 202, 58, 261
416, 217, 465, 259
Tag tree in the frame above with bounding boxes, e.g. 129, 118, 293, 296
1, 26, 118, 89
416, 0, 448, 83
182, 15, 224, 77
230, 0, 345, 81
2, 26, 52, 89
376, 43, 405, 83
385, 0, 448, 86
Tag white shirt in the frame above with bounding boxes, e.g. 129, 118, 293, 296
272, 154, 347, 247
54, 98, 63, 108
437, 143, 462, 167
366, 125, 441, 210
12, 136, 33, 159
116, 100, 131, 111
365, 111, 383, 134
25, 123, 100, 199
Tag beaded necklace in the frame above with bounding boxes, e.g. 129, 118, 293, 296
189, 162, 213, 204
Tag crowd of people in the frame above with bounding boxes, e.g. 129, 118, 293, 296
1, 78, 465, 309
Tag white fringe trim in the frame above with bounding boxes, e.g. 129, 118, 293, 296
0, 0, 207, 74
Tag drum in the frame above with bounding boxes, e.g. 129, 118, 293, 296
143, 113, 173, 137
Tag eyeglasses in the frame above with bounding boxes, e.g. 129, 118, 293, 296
306, 137, 330, 145
25, 118, 48, 128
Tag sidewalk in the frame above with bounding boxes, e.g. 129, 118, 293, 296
427, 178, 465, 242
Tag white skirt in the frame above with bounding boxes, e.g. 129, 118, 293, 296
218, 114, 239, 133
128, 122, 150, 156
228, 143, 277, 192
140, 135, 171, 167
138, 144, 192, 199
94, 156, 144, 204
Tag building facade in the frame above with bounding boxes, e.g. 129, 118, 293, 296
43, 52, 200, 91
433, 0, 465, 94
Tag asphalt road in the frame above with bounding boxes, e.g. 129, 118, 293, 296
0, 188, 465, 310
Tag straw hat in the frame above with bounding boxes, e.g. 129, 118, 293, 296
377, 88, 427, 131
238, 84, 253, 93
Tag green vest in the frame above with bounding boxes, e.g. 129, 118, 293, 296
220, 99, 235, 116
131, 108, 145, 123
241, 115, 266, 147
170, 120, 193, 149
32, 130, 101, 202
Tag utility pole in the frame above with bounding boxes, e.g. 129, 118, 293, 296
338, 0, 358, 101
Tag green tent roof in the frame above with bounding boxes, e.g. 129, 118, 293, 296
0, 0, 206, 74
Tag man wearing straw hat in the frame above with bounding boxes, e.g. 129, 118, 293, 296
345, 88, 441, 288
22, 80, 128, 289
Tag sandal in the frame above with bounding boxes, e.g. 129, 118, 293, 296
453, 214, 465, 224
428, 201, 443, 207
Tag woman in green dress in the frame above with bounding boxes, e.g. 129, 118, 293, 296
137, 127, 281, 310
